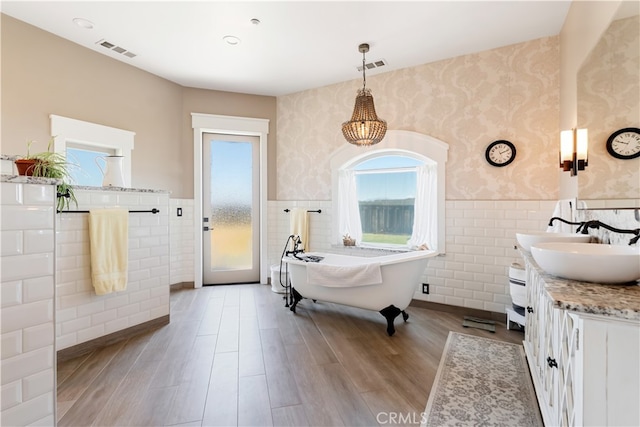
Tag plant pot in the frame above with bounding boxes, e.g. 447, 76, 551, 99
14, 159, 38, 176
343, 238, 356, 246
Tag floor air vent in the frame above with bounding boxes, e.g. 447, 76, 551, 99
96, 39, 137, 59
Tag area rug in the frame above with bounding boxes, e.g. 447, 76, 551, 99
422, 332, 542, 427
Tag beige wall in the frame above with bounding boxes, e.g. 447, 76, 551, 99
1, 14, 277, 199
277, 37, 560, 201
181, 87, 276, 198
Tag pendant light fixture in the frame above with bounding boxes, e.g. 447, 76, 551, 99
342, 43, 387, 146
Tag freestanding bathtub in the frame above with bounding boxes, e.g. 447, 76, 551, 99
282, 250, 438, 335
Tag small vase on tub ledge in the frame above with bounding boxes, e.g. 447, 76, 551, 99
343, 234, 356, 246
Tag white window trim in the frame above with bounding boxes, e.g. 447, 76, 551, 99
50, 115, 135, 187
191, 113, 269, 288
331, 130, 449, 253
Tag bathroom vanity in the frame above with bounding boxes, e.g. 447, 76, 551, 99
521, 250, 640, 426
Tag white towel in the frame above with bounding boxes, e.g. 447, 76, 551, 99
88, 209, 129, 295
306, 262, 382, 287
546, 199, 574, 233
290, 208, 309, 251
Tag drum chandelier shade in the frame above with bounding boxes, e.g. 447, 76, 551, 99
342, 43, 387, 146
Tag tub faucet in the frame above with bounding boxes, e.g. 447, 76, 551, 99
580, 220, 640, 245
286, 235, 305, 256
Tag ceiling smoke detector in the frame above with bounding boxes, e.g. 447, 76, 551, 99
357, 59, 387, 72
96, 39, 137, 59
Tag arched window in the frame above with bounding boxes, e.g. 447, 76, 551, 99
331, 130, 448, 252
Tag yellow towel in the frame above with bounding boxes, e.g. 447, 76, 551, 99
290, 208, 309, 251
88, 209, 129, 295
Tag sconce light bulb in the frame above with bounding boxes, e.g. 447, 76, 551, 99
576, 128, 588, 160
560, 130, 574, 163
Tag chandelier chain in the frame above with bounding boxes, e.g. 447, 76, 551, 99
362, 50, 367, 90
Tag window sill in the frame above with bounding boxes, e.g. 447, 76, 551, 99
329, 244, 411, 257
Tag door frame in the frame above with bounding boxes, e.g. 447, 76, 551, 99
192, 113, 269, 288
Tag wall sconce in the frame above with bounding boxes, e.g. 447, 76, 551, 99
560, 128, 588, 176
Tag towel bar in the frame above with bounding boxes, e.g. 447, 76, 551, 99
57, 208, 160, 214
284, 209, 321, 213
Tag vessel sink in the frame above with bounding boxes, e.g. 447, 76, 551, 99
516, 231, 591, 253
530, 242, 640, 284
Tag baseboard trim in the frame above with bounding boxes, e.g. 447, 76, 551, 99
170, 281, 195, 290
56, 314, 170, 363
410, 299, 506, 323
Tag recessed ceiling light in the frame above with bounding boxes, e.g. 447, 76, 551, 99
250, 18, 261, 25
73, 18, 94, 29
223, 35, 241, 46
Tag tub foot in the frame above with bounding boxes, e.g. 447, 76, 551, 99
380, 305, 402, 336
290, 288, 303, 313
402, 310, 409, 322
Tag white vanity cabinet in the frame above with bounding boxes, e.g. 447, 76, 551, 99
522, 253, 640, 427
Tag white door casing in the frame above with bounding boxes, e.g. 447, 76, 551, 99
192, 113, 269, 288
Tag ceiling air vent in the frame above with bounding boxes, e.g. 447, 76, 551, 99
357, 59, 387, 72
96, 39, 137, 59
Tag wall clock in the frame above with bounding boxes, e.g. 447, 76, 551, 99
485, 140, 516, 167
606, 127, 640, 160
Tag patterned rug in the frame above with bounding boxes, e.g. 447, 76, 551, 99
422, 332, 542, 427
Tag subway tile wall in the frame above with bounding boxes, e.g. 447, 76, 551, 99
169, 198, 195, 284
55, 189, 170, 350
1, 182, 56, 426
175, 198, 565, 312
267, 199, 557, 313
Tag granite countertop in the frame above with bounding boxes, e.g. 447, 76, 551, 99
1, 175, 168, 193
1, 175, 60, 185
71, 185, 169, 194
520, 248, 640, 322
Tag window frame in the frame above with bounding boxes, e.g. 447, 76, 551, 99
331, 130, 449, 253
50, 115, 135, 187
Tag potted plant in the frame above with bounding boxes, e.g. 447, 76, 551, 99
15, 138, 78, 211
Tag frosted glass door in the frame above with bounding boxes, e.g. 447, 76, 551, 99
202, 133, 260, 284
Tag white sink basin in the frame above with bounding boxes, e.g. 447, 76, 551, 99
531, 242, 640, 284
516, 232, 591, 253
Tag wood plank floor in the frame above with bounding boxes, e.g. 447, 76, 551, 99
57, 284, 524, 426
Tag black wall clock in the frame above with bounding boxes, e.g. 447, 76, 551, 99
485, 140, 516, 167
606, 127, 640, 160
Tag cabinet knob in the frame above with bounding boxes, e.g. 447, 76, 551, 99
527, 306, 534, 313
547, 357, 558, 368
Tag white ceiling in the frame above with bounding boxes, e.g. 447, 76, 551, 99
1, 1, 573, 96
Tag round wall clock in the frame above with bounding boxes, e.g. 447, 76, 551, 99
606, 127, 640, 160
485, 140, 516, 167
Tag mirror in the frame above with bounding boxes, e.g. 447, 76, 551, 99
577, 2, 639, 209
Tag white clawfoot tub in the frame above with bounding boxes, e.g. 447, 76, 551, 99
282, 250, 438, 335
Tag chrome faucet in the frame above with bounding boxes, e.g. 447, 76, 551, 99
580, 220, 640, 245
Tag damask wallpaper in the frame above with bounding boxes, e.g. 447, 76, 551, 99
277, 36, 560, 201
577, 15, 640, 200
